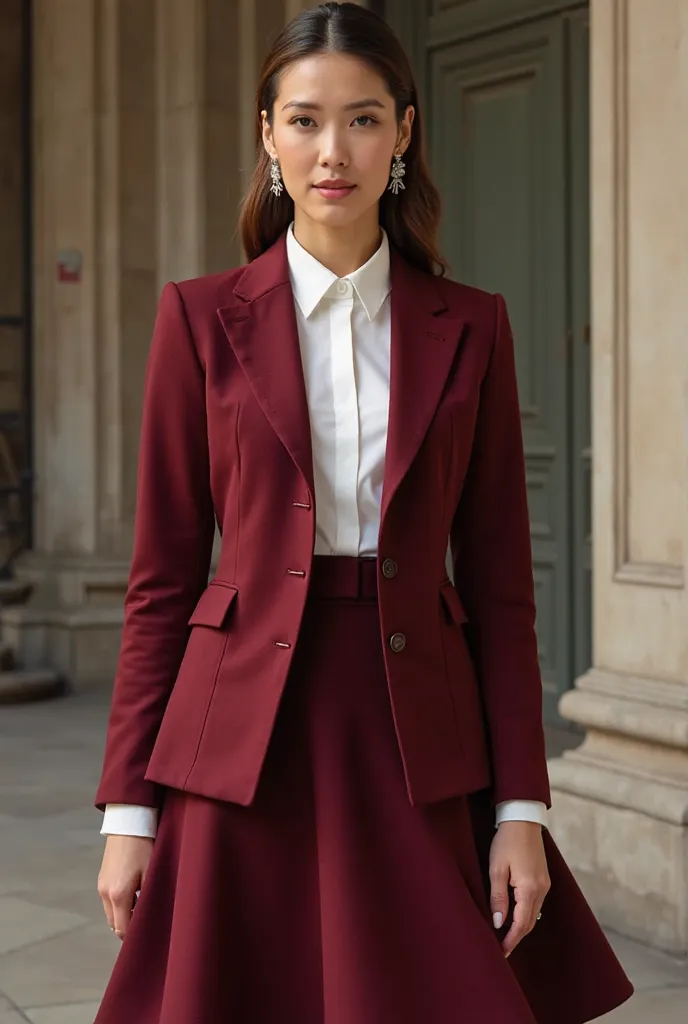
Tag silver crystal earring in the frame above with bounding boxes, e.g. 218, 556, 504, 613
388, 153, 406, 195
270, 157, 284, 197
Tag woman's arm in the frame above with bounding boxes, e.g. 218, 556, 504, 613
95, 282, 215, 813
450, 292, 551, 810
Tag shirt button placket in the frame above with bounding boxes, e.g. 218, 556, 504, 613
330, 279, 360, 555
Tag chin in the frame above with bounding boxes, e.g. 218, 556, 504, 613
304, 201, 369, 230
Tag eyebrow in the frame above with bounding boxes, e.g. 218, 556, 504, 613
281, 98, 387, 112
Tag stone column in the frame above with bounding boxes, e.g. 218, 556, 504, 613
156, 0, 242, 284
548, 0, 688, 954
7, 0, 254, 685
5, 0, 160, 682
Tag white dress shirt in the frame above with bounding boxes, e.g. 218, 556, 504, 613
102, 223, 547, 838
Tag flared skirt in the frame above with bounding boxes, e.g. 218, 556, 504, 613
95, 555, 633, 1023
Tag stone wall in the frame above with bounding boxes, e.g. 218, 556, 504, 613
548, 0, 688, 955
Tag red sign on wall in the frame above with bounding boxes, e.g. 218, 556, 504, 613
57, 249, 83, 283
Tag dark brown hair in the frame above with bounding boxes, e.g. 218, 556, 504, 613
238, 2, 447, 276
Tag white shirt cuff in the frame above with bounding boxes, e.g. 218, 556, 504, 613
101, 803, 159, 839
495, 799, 548, 829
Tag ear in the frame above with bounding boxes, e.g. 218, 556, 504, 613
397, 104, 415, 156
261, 110, 277, 161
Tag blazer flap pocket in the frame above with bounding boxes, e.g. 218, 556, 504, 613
439, 581, 468, 627
188, 582, 238, 629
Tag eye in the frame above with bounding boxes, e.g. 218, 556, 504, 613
290, 115, 315, 128
352, 114, 378, 127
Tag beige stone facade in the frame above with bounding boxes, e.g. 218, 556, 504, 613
548, 0, 688, 955
0, 0, 686, 955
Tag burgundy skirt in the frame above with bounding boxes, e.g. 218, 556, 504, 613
95, 556, 633, 1024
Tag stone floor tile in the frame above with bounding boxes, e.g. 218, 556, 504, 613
605, 930, 688, 990
598, 987, 688, 1023
0, 994, 30, 1023
25, 1002, 100, 1024
0, 898, 85, 957
24, 888, 103, 925
0, 923, 116, 1009
0, 874, 31, 900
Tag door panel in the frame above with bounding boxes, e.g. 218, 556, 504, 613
431, 18, 570, 721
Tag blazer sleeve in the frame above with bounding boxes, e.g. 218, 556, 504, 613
95, 282, 216, 812
450, 293, 551, 809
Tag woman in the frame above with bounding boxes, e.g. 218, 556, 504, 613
94, 4, 633, 1022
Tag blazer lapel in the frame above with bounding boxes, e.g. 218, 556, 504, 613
217, 236, 316, 498
380, 248, 467, 528
217, 232, 468, 533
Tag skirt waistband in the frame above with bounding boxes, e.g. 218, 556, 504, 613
308, 556, 378, 601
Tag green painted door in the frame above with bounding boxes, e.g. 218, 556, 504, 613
389, 2, 591, 724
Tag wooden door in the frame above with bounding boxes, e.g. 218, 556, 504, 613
389, 1, 591, 723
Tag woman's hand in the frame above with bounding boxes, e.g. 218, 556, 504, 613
98, 836, 154, 941
489, 820, 550, 957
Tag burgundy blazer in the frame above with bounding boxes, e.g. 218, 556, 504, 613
95, 231, 551, 814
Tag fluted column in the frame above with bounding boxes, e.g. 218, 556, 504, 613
15, 0, 320, 687
548, 0, 688, 954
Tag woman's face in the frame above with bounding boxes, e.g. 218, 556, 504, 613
262, 52, 413, 231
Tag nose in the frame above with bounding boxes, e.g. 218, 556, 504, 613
318, 127, 349, 169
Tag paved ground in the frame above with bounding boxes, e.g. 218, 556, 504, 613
0, 690, 686, 1023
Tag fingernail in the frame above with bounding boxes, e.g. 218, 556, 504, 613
493, 911, 503, 929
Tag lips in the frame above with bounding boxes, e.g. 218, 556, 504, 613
313, 179, 355, 189
313, 180, 357, 199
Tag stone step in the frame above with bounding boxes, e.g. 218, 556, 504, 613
0, 669, 64, 705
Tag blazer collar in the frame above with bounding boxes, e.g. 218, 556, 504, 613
219, 231, 467, 531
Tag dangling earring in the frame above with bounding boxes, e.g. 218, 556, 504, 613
270, 157, 284, 197
388, 153, 406, 195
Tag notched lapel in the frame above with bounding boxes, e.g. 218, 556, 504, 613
217, 238, 315, 497
380, 250, 468, 527
216, 234, 469, 532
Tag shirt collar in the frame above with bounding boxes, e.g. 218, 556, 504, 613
286, 222, 391, 321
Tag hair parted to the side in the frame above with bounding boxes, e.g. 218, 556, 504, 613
238, 1, 448, 276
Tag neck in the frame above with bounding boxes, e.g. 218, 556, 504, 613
292, 209, 382, 277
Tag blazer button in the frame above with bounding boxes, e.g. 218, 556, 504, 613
381, 558, 398, 579
389, 632, 406, 653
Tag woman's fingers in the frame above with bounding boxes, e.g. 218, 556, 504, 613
98, 890, 115, 932
110, 882, 140, 940
489, 821, 550, 956
97, 836, 154, 941
501, 884, 536, 957
489, 861, 510, 931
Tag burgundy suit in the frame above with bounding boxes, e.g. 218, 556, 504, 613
96, 233, 549, 814
94, 232, 633, 1024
